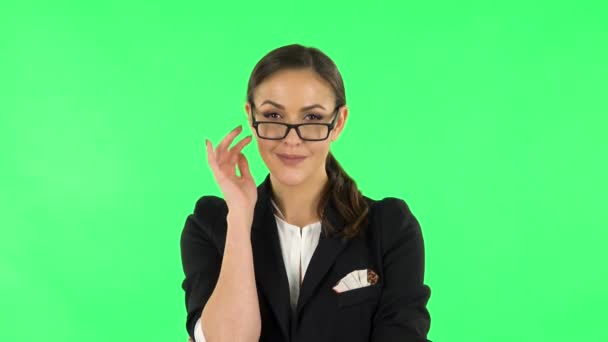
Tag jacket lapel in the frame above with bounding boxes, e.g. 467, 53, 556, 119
294, 188, 348, 317
251, 173, 292, 341
251, 173, 349, 340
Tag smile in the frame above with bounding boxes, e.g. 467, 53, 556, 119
277, 154, 307, 166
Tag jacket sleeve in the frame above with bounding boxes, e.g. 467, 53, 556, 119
180, 196, 223, 339
370, 198, 432, 342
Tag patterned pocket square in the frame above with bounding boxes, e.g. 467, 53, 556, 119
333, 268, 379, 293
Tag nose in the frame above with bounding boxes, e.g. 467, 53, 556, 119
283, 125, 304, 143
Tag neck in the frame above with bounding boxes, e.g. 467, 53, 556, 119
269, 169, 329, 227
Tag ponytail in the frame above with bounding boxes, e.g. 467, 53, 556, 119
317, 151, 370, 240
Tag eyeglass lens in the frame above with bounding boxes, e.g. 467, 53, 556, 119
257, 123, 329, 140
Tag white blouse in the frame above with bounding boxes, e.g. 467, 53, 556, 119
194, 198, 322, 342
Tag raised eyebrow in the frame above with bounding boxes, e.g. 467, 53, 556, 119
260, 100, 326, 112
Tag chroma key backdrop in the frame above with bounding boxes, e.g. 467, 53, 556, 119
1, 1, 606, 341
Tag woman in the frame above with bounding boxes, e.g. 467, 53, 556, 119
181, 44, 431, 342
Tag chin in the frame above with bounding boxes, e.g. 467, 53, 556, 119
272, 166, 309, 185
263, 151, 320, 186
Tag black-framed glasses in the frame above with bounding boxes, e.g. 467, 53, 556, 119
251, 105, 340, 141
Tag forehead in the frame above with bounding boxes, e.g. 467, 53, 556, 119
254, 69, 334, 109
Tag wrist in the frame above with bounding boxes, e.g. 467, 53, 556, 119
227, 210, 254, 226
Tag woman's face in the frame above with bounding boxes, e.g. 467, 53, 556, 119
245, 68, 347, 186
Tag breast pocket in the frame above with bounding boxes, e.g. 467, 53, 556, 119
336, 283, 382, 308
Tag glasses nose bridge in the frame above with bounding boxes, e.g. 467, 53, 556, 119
284, 123, 304, 140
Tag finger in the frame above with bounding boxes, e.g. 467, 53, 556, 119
237, 152, 251, 179
216, 125, 243, 163
205, 139, 212, 165
205, 139, 219, 175
227, 135, 253, 165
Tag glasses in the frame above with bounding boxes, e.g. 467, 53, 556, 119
251, 105, 340, 141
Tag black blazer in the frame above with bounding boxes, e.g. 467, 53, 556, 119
180, 173, 432, 342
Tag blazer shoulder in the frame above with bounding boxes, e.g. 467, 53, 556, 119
363, 195, 412, 215
373, 196, 420, 243
182, 195, 228, 237
193, 195, 228, 216
377, 196, 414, 221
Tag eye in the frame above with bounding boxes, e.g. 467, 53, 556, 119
262, 112, 324, 121
305, 113, 324, 120
262, 112, 281, 119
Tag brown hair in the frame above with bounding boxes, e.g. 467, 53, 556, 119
245, 43, 369, 240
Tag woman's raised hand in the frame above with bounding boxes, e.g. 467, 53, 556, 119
205, 124, 257, 216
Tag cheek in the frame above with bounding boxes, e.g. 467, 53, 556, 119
312, 144, 331, 157
257, 142, 279, 164
307, 145, 331, 166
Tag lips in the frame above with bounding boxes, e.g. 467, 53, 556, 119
277, 153, 307, 166
277, 153, 306, 159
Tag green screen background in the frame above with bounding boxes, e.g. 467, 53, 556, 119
1, 1, 606, 341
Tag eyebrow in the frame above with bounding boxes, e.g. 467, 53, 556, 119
260, 100, 326, 111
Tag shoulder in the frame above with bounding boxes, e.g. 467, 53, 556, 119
376, 197, 414, 224
193, 195, 228, 219
365, 196, 415, 226
181, 195, 229, 240
365, 196, 421, 249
